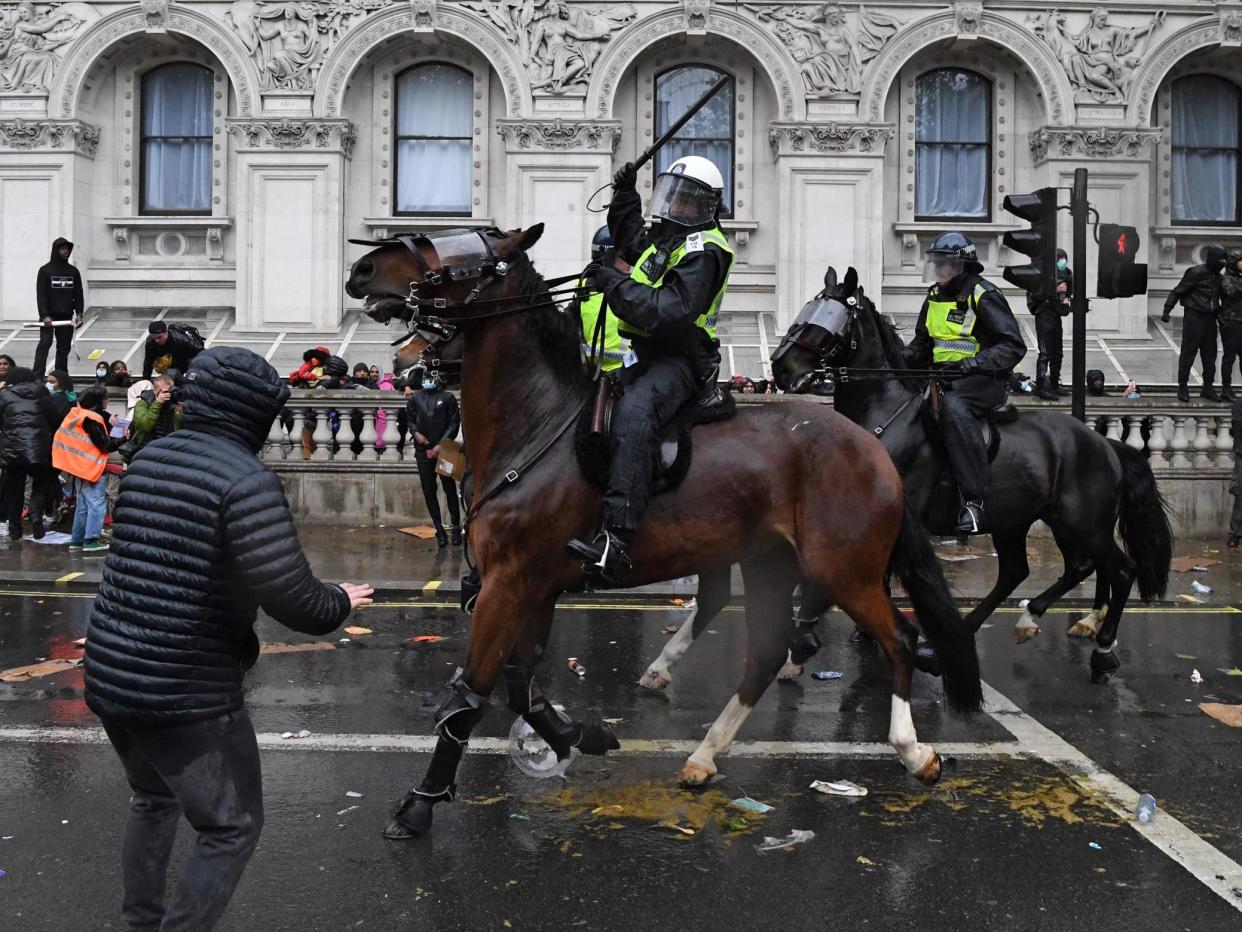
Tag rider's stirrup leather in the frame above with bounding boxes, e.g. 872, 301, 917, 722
957, 501, 984, 534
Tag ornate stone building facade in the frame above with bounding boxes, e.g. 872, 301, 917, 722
0, 0, 1235, 356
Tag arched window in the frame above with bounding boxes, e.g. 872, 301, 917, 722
1172, 75, 1241, 225
140, 63, 212, 215
395, 63, 473, 216
654, 66, 734, 214
915, 69, 990, 221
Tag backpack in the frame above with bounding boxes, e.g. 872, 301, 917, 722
168, 323, 206, 352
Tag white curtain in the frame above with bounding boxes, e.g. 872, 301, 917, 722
396, 64, 472, 214
142, 64, 212, 213
915, 69, 989, 219
655, 66, 734, 212
1172, 75, 1239, 223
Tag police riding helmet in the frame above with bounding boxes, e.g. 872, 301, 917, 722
591, 225, 613, 262
923, 231, 983, 286
650, 155, 724, 227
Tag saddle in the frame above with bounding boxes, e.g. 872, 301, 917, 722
575, 376, 736, 492
922, 381, 1018, 464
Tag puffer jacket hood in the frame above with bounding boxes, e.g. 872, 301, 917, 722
49, 237, 73, 266
0, 378, 53, 466
180, 347, 290, 454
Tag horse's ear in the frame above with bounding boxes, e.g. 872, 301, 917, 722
843, 267, 858, 295
823, 267, 837, 291
498, 223, 545, 257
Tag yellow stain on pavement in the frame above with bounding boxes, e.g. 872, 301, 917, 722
868, 774, 1118, 828
422, 580, 442, 596
541, 779, 768, 837
55, 572, 83, 586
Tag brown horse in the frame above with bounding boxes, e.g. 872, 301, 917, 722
346, 225, 982, 839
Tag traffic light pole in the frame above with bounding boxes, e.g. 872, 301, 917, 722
1071, 168, 1089, 423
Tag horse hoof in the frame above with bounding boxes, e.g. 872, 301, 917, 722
1067, 614, 1100, 638
1090, 648, 1120, 685
678, 759, 716, 787
914, 752, 943, 786
1014, 613, 1040, 644
638, 668, 671, 691
777, 660, 804, 681
382, 795, 435, 840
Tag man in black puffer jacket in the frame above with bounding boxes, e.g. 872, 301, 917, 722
84, 347, 373, 932
0, 367, 59, 539
1163, 245, 1226, 402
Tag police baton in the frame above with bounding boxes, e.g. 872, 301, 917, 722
586, 73, 732, 213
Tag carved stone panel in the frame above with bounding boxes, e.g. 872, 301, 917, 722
768, 121, 894, 155
1029, 126, 1163, 163
227, 118, 356, 157
142, 0, 170, 34
684, 0, 711, 35
0, 2, 102, 94
953, 0, 982, 39
496, 119, 621, 152
0, 117, 98, 155
1220, 5, 1242, 47
1026, 8, 1167, 104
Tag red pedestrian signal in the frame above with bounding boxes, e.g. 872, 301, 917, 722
1097, 224, 1147, 299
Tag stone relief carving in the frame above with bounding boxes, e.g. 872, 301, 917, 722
1027, 8, 1166, 103
953, 0, 981, 39
1220, 6, 1242, 46
496, 118, 620, 150
684, 0, 710, 35
0, 2, 100, 92
0, 116, 98, 153
768, 120, 894, 154
410, 0, 437, 30
227, 118, 356, 157
1029, 125, 1162, 162
225, 0, 388, 92
459, 0, 634, 95
747, 3, 899, 97
141, 0, 169, 33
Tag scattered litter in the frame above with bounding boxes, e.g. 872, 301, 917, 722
811, 671, 843, 681
602, 717, 624, 725
0, 658, 81, 682
670, 598, 687, 606
1178, 594, 1205, 604
810, 779, 868, 798
1218, 668, 1242, 677
409, 634, 445, 644
1136, 793, 1157, 824
1176, 653, 1197, 660
756, 829, 815, 852
345, 791, 363, 799
343, 626, 372, 636
657, 821, 695, 836
1191, 669, 1203, 684
1170, 556, 1221, 572
591, 805, 624, 816
1190, 580, 1215, 596
730, 797, 774, 814
856, 855, 876, 866
61, 820, 68, 825
72, 638, 86, 647
0, 869, 5, 877
567, 658, 586, 676
661, 623, 682, 635
723, 815, 750, 832
336, 805, 360, 816
1200, 703, 1242, 727
1088, 842, 1102, 850
281, 730, 312, 740
509, 813, 530, 821
260, 642, 335, 655
934, 551, 979, 562
1191, 565, 1212, 573
338, 638, 351, 644
398, 526, 438, 540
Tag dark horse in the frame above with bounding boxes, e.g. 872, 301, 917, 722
763, 268, 1173, 683
346, 227, 982, 838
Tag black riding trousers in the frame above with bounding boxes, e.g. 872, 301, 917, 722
940, 373, 1006, 503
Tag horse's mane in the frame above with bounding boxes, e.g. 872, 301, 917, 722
853, 290, 926, 391
511, 254, 590, 392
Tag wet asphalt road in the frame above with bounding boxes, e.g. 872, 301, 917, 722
3, 589, 1242, 930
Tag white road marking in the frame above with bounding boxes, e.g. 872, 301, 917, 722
983, 682, 1242, 914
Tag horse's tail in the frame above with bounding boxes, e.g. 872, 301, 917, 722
1110, 440, 1173, 602
889, 500, 982, 716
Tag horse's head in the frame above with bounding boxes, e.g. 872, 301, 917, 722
345, 224, 545, 327
771, 266, 867, 393
392, 320, 466, 385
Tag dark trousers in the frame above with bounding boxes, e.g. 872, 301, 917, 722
1, 462, 54, 530
1179, 310, 1218, 388
1221, 321, 1242, 390
33, 322, 72, 376
101, 710, 264, 932
416, 451, 459, 530
940, 373, 1006, 503
1033, 311, 1064, 387
603, 356, 697, 535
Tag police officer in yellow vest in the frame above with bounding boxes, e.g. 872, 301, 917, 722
567, 156, 734, 581
577, 225, 633, 373
903, 232, 1026, 534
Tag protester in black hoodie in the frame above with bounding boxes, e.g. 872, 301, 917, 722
1164, 245, 1226, 402
0, 367, 59, 539
35, 237, 83, 377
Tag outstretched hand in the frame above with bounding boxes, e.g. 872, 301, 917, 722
340, 583, 374, 610
612, 161, 638, 192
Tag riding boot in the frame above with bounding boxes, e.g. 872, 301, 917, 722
566, 528, 633, 586
956, 499, 985, 534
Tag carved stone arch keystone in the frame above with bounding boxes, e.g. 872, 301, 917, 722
315, 6, 531, 119
1129, 20, 1222, 126
49, 7, 261, 118
858, 11, 1071, 126
585, 8, 805, 122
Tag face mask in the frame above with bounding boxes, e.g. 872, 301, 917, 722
422, 379, 437, 391
1056, 258, 1068, 271
96, 368, 108, 378
45, 382, 55, 391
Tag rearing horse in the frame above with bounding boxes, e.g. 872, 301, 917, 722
346, 227, 982, 839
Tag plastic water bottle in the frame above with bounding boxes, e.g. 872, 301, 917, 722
1136, 793, 1157, 824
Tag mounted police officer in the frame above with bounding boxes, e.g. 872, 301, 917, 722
576, 225, 633, 374
903, 232, 1026, 534
567, 156, 735, 582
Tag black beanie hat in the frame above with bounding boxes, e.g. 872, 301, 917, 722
149, 321, 168, 335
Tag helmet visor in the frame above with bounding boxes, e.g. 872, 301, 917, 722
649, 173, 718, 227
923, 253, 966, 286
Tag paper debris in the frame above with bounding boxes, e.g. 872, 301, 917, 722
345, 791, 363, 799
661, 623, 682, 635
0, 658, 81, 682
260, 642, 335, 655
1200, 703, 1242, 727
1190, 669, 1203, 684
408, 635, 445, 644
343, 626, 373, 636
336, 805, 360, 816
810, 779, 868, 798
1178, 594, 1205, 604
657, 821, 695, 836
399, 526, 438, 540
281, 730, 312, 740
1170, 556, 1221, 572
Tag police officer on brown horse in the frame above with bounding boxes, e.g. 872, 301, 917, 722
567, 155, 735, 582
903, 232, 1026, 534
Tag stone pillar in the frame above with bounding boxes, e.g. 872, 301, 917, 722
767, 122, 894, 327
227, 119, 356, 330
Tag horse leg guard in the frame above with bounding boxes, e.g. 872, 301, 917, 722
914, 643, 942, 678
1090, 641, 1121, 685
788, 622, 822, 666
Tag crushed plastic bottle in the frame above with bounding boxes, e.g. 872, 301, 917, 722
755, 829, 815, 853
1136, 793, 1157, 824
1191, 580, 1215, 595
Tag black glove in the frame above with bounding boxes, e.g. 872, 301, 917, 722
612, 161, 638, 192
589, 265, 624, 294
1161, 312, 1171, 323
954, 357, 981, 377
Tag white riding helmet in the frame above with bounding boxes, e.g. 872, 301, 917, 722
650, 155, 724, 227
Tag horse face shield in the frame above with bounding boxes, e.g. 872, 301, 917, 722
772, 297, 851, 391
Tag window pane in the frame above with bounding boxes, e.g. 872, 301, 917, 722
1172, 75, 1239, 222
397, 139, 471, 213
915, 69, 989, 218
655, 66, 734, 212
141, 64, 212, 213
142, 139, 212, 211
142, 64, 212, 138
396, 64, 472, 138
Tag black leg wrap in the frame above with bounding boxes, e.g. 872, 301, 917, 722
383, 737, 462, 841
504, 665, 546, 717
522, 704, 581, 760
576, 721, 621, 756
434, 670, 487, 744
914, 642, 942, 677
788, 622, 822, 665
1090, 645, 1121, 684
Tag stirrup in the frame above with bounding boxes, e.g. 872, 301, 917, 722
956, 502, 984, 534
566, 530, 632, 583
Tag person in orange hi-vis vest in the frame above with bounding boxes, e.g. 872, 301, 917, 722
52, 387, 119, 553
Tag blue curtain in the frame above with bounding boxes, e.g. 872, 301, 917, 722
1172, 75, 1239, 223
655, 66, 734, 212
915, 69, 989, 219
142, 64, 212, 213
396, 64, 473, 214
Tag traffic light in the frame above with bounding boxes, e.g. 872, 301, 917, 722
1002, 188, 1058, 303
1097, 223, 1147, 299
